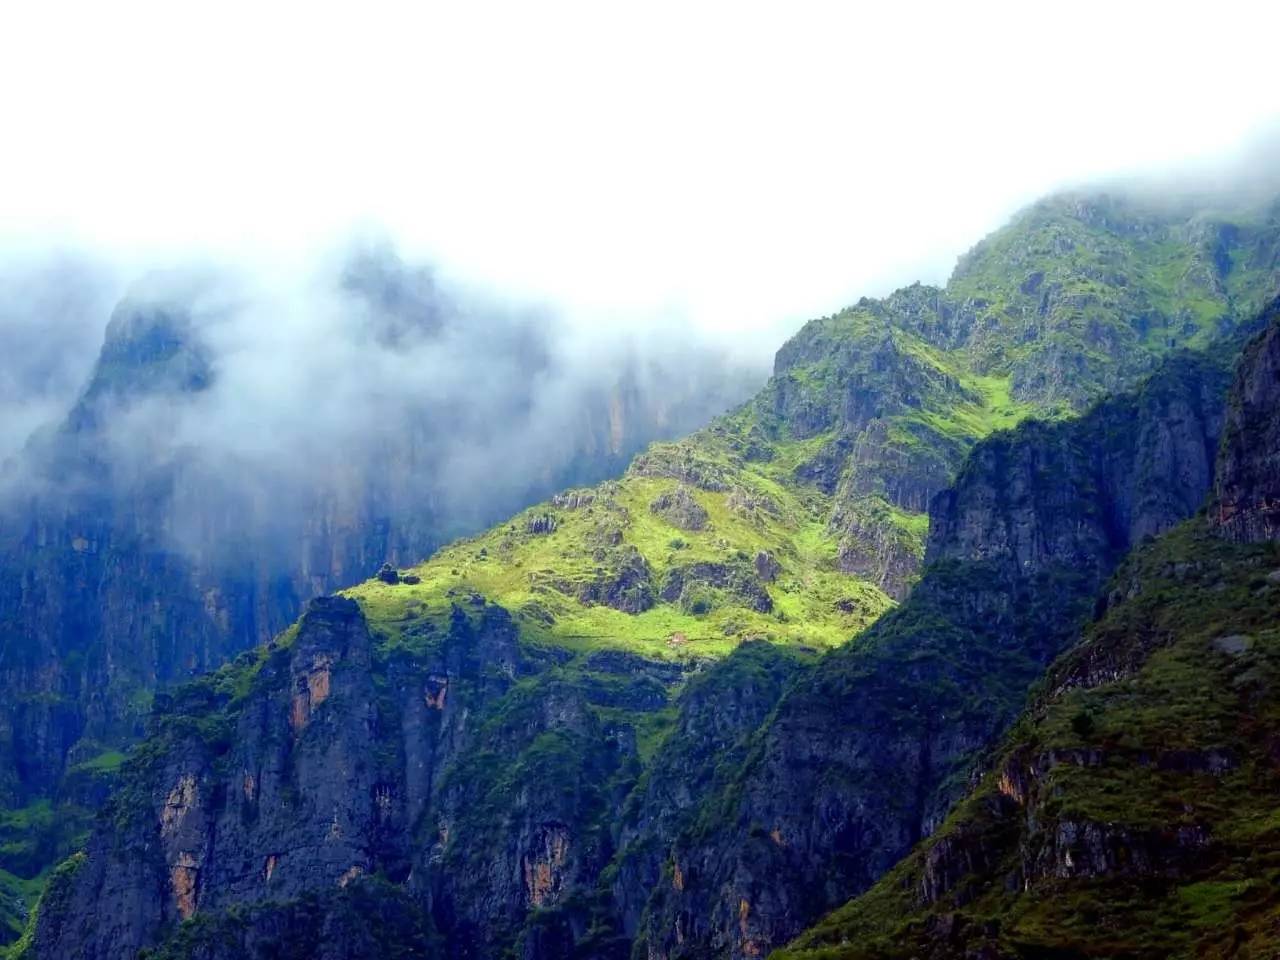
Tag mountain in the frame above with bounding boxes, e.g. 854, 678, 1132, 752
0, 259, 760, 944
627, 346, 1235, 960
775, 304, 1280, 960
8, 191, 1280, 959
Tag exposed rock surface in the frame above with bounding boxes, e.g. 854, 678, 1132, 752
1213, 298, 1280, 542
658, 560, 774, 614
928, 350, 1230, 569
29, 343, 1239, 960
649, 486, 710, 531
777, 402, 1280, 960
570, 546, 657, 614
0, 279, 754, 875
31, 594, 634, 959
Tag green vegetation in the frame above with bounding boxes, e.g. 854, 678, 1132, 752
775, 520, 1280, 959
1, 852, 84, 960
347, 464, 895, 659
347, 191, 1277, 650
0, 868, 42, 949
67, 750, 126, 776
9, 188, 1280, 958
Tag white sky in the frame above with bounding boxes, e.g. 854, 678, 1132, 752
1, 1, 1278, 343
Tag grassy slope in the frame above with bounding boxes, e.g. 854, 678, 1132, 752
348, 193, 1278, 660
774, 521, 1280, 960
346, 367, 1030, 659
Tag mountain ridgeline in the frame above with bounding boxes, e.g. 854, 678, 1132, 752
0, 253, 762, 941
776, 300, 1280, 960
7, 191, 1280, 959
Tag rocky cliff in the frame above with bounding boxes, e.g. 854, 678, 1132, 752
1213, 302, 1280, 542
774, 309, 1280, 958
8, 193, 1280, 957
21, 330, 1245, 960
0, 271, 761, 944
626, 347, 1234, 960
27, 588, 704, 959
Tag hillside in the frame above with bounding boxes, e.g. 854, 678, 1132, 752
9, 191, 1280, 959
350, 190, 1280, 659
774, 295, 1280, 958
0, 265, 760, 945
774, 522, 1280, 960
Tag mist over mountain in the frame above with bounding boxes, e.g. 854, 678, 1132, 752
2, 6, 1280, 958
6, 168, 1280, 958
0, 256, 117, 462
1, 240, 765, 555
0, 239, 763, 842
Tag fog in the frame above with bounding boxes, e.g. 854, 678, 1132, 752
3, 3, 1278, 338
0, 240, 764, 587
0, 257, 119, 460
0, 2, 1278, 574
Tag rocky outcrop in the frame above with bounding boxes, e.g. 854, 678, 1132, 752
929, 350, 1230, 573
550, 489, 595, 510
658, 560, 773, 614
571, 546, 656, 614
753, 550, 781, 582
609, 643, 805, 945
525, 514, 559, 536
1213, 299, 1280, 542
649, 486, 710, 531
33, 596, 385, 959
778, 517, 1280, 959
830, 495, 924, 599
33, 591, 667, 960
774, 299, 1280, 960
630, 442, 733, 491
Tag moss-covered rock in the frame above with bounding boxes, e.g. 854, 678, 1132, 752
649, 485, 710, 531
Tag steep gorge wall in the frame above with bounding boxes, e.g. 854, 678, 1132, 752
1213, 301, 1280, 542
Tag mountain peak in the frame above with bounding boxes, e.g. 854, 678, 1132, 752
64, 289, 213, 435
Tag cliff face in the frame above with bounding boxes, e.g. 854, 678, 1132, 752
626, 349, 1233, 960
32, 597, 387, 958
0, 280, 761, 945
774, 307, 1280, 960
32, 596, 537, 959
927, 349, 1230, 570
1213, 299, 1280, 542
0, 291, 755, 789
763, 193, 1280, 599
28, 593, 699, 960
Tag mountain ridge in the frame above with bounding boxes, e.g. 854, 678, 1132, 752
10, 190, 1280, 958
773, 303, 1280, 960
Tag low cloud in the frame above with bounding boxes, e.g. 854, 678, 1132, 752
0, 254, 119, 462
0, 239, 765, 580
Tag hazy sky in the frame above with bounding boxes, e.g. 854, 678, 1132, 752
2, 1, 1278, 340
